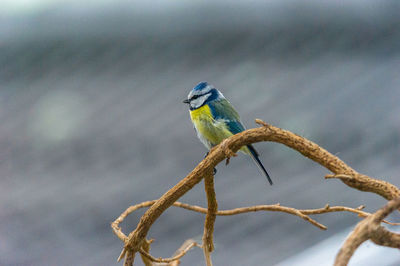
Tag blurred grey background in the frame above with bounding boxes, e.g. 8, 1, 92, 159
1, 0, 400, 265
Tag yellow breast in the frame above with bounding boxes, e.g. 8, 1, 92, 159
190, 104, 213, 122
189, 104, 233, 147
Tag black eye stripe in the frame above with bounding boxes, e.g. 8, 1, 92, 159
190, 91, 211, 101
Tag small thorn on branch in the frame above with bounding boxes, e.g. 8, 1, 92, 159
325, 174, 355, 181
255, 119, 269, 127
117, 248, 126, 262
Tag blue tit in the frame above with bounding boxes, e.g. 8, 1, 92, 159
183, 82, 273, 185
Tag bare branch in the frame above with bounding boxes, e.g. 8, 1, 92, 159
111, 199, 400, 265
202, 173, 217, 266
334, 197, 400, 266
114, 120, 400, 264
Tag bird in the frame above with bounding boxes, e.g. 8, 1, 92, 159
183, 81, 273, 185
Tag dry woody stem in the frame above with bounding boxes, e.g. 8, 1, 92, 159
112, 201, 399, 265
112, 119, 400, 265
202, 173, 218, 266
139, 238, 200, 265
334, 197, 400, 266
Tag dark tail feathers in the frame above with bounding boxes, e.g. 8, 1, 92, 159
247, 145, 273, 185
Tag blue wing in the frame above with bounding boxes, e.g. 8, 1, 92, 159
208, 99, 273, 185
208, 99, 245, 133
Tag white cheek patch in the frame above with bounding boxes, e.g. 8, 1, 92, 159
190, 93, 211, 109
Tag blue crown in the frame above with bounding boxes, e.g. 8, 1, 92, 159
193, 81, 209, 91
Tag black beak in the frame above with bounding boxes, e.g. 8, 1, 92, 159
183, 99, 190, 104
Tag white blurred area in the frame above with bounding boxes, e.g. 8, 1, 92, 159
278, 226, 400, 266
30, 90, 88, 142
0, 1, 399, 265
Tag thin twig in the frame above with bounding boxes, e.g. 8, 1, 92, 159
111, 201, 400, 243
169, 239, 202, 266
139, 239, 154, 266
139, 239, 200, 264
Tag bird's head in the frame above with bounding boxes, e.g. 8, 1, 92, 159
183, 82, 224, 110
